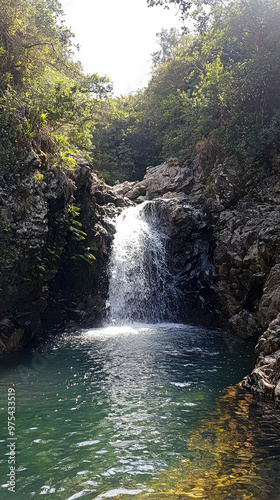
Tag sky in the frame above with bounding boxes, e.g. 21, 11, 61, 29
60, 0, 182, 96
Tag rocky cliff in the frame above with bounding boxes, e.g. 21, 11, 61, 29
0, 151, 125, 352
110, 157, 280, 404
1, 150, 280, 405
111, 157, 280, 335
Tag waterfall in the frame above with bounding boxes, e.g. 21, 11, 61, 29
107, 201, 179, 324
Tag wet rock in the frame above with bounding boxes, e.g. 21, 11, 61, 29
228, 310, 260, 338
111, 157, 205, 204
259, 265, 280, 329
148, 199, 216, 326
240, 315, 280, 404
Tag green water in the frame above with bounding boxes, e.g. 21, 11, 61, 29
0, 323, 279, 499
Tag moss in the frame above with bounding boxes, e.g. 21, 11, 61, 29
34, 170, 44, 184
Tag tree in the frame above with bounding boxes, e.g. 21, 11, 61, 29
0, 0, 112, 171
151, 28, 182, 68
0, 0, 71, 91
147, 0, 225, 32
95, 0, 280, 183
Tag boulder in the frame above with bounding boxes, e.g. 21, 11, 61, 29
111, 157, 205, 204
228, 310, 260, 338
240, 315, 280, 405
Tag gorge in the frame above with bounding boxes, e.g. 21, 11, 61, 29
1, 149, 280, 498
1, 151, 280, 401
1, 151, 280, 499
1, 0, 280, 497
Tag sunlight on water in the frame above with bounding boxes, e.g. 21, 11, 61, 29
1, 324, 277, 500
84, 325, 145, 340
134, 387, 272, 500
84, 323, 187, 340
1, 204, 280, 499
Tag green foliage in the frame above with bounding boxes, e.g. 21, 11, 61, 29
68, 204, 81, 219
68, 204, 86, 240
95, 0, 280, 182
71, 243, 97, 265
151, 28, 182, 68
32, 255, 46, 280
34, 170, 44, 183
0, 0, 112, 173
91, 94, 160, 183
68, 204, 96, 264
23, 121, 34, 138
1, 0, 280, 186
147, 0, 223, 31
194, 0, 280, 169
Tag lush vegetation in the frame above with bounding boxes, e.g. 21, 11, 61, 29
0, 0, 112, 173
1, 0, 280, 186
93, 0, 280, 184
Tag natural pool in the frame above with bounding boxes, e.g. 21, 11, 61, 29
0, 323, 280, 499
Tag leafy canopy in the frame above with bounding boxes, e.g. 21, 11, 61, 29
94, 0, 280, 183
0, 0, 112, 171
147, 0, 225, 32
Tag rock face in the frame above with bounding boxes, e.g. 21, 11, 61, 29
1, 148, 280, 405
146, 199, 216, 326
114, 156, 280, 404
240, 315, 280, 405
112, 158, 280, 339
0, 152, 126, 352
111, 157, 205, 204
41, 167, 129, 332
209, 200, 280, 336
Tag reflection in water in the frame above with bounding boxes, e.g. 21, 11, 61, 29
139, 386, 280, 500
0, 324, 279, 499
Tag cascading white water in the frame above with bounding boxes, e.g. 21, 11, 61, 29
107, 201, 179, 324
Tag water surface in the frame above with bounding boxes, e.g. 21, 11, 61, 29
0, 323, 270, 499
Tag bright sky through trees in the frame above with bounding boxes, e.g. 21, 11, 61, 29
60, 0, 182, 96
